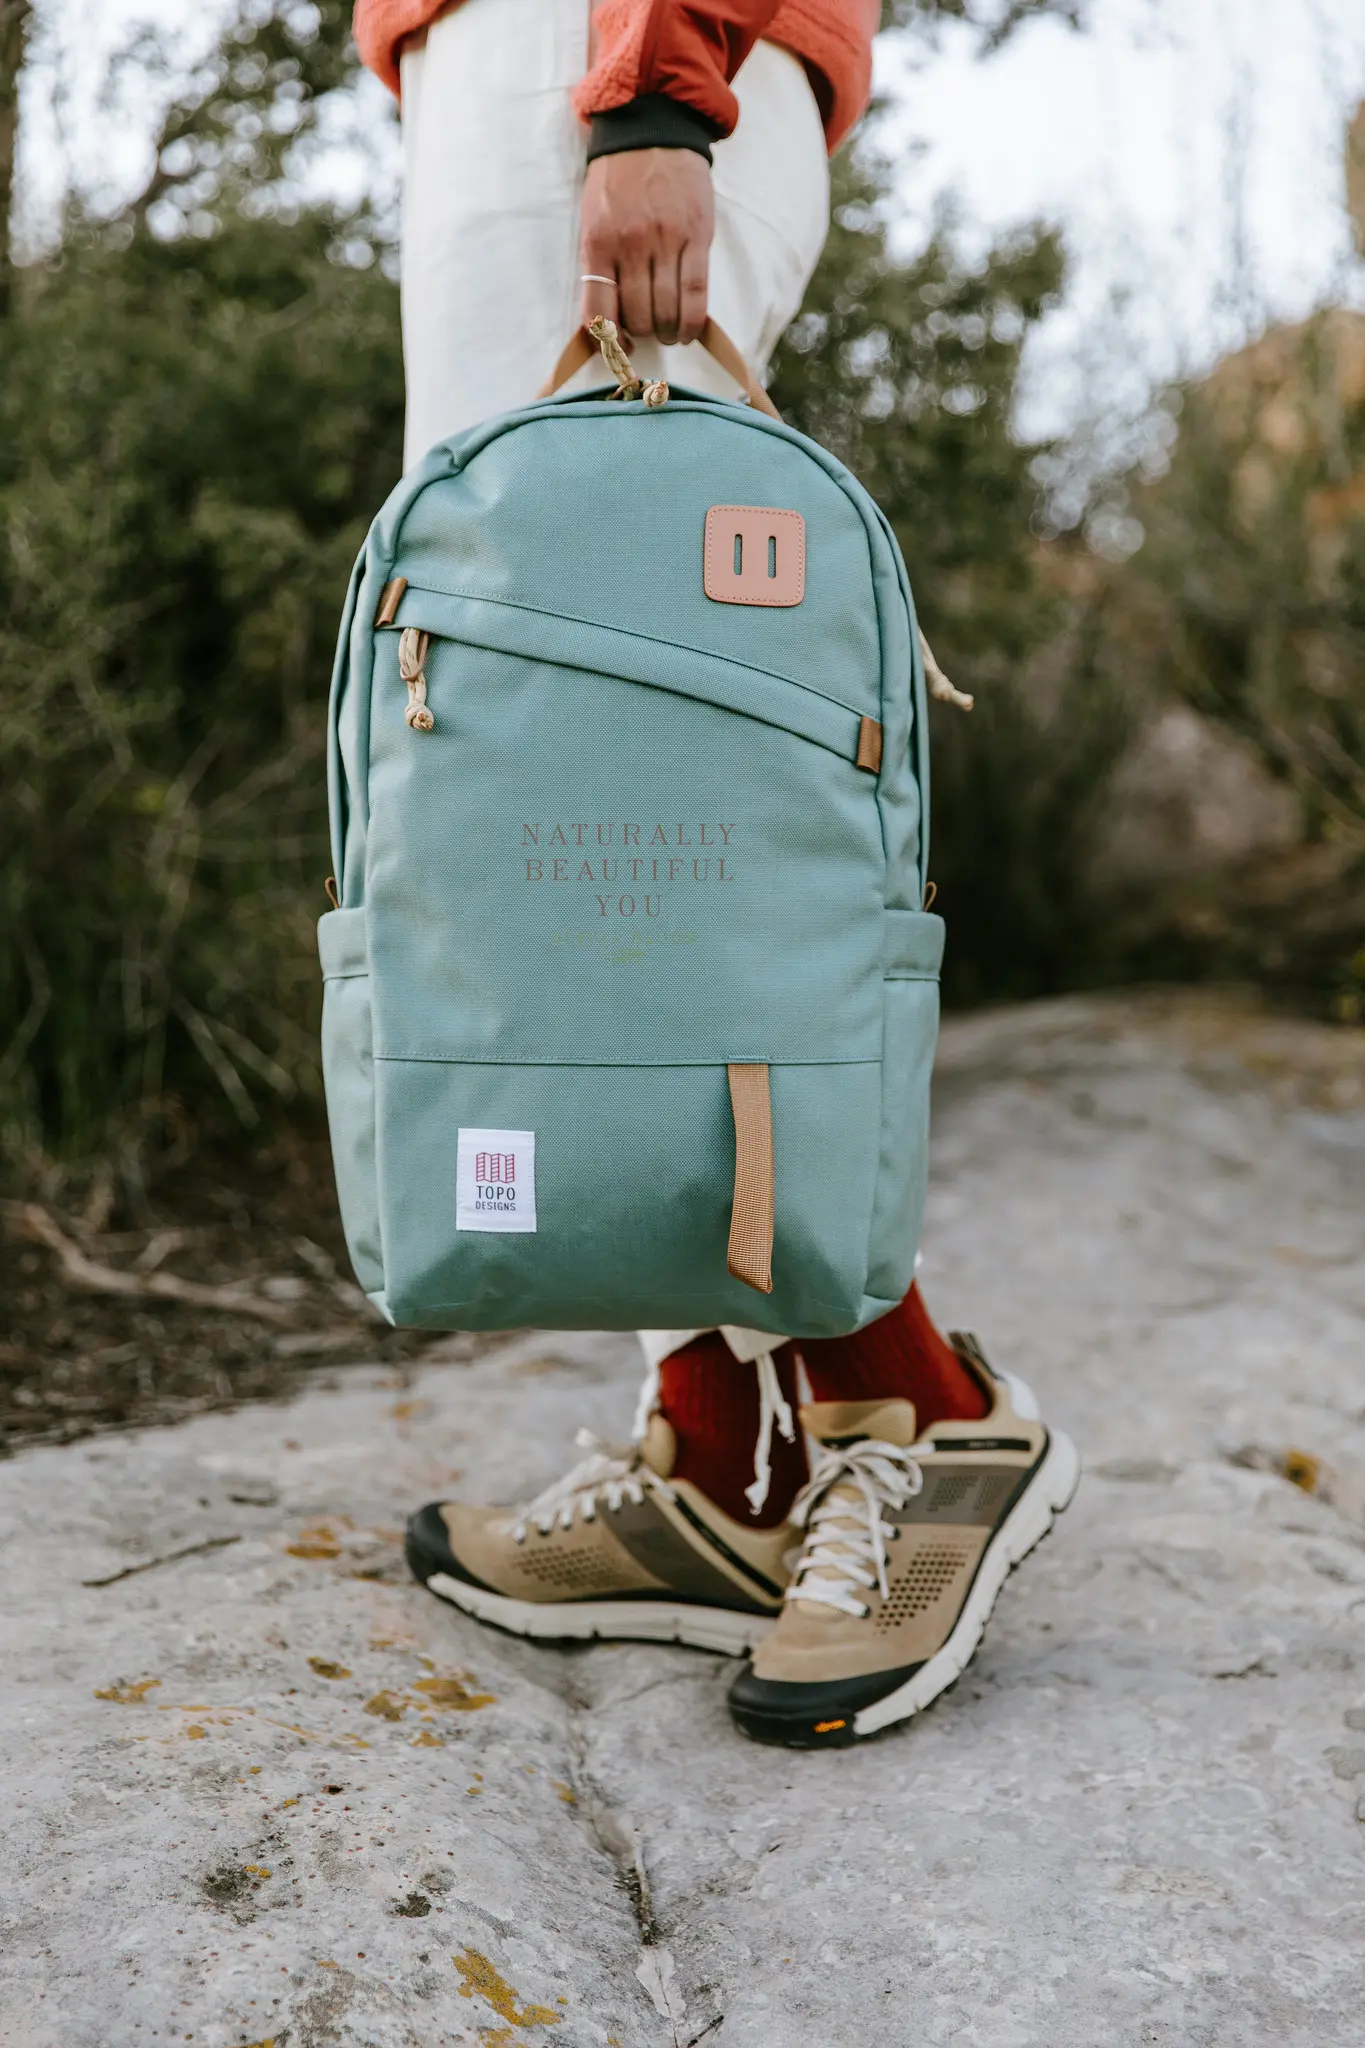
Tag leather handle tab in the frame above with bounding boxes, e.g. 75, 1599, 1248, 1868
856, 716, 883, 774
538, 317, 781, 421
726, 1062, 775, 1294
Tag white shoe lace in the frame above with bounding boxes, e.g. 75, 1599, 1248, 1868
785, 1437, 933, 1619
504, 1430, 675, 1543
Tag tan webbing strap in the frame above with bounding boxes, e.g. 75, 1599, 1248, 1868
698, 320, 782, 420
726, 1062, 774, 1294
537, 318, 781, 420
538, 327, 598, 398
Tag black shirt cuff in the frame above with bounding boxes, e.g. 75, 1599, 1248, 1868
586, 94, 722, 165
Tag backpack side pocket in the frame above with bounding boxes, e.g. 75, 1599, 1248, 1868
865, 908, 945, 1309
319, 909, 384, 1299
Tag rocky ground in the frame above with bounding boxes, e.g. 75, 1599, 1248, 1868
3, 991, 1365, 2048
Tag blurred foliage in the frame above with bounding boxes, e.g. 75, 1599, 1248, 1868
770, 159, 1135, 1005
0, 0, 402, 1192
1, 0, 1353, 1197
1113, 309, 1365, 1015
1129, 319, 1365, 849
881, 0, 1085, 45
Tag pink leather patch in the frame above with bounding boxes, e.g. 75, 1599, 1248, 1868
703, 505, 805, 607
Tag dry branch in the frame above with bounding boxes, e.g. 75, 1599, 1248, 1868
7, 1202, 303, 1326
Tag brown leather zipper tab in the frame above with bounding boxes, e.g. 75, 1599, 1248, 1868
374, 576, 407, 627
726, 1062, 774, 1294
856, 716, 883, 774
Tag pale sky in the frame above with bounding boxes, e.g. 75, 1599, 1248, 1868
16, 0, 1365, 455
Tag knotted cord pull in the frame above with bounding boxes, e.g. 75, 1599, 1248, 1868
399, 627, 433, 732
587, 316, 669, 408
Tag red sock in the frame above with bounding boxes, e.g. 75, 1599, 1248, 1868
657, 1334, 808, 1526
798, 1283, 989, 1432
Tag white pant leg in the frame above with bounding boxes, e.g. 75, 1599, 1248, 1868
400, 6, 827, 1370
400, 0, 829, 464
400, 0, 588, 467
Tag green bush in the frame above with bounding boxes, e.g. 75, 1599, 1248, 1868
0, 3, 403, 1187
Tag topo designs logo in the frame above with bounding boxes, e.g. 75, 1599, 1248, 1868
457, 1128, 536, 1234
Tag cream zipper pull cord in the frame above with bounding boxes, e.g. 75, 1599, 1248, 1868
399, 627, 434, 731
919, 627, 973, 711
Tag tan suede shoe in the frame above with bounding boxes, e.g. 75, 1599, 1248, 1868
728, 1335, 1080, 1746
405, 1414, 792, 1656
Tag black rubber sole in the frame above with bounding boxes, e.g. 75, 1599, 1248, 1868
728, 1661, 925, 1749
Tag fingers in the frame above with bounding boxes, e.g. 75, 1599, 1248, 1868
578, 149, 715, 350
598, 240, 698, 350
676, 233, 709, 349
614, 242, 655, 347
651, 254, 681, 348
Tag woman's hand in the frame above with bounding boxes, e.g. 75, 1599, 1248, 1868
578, 147, 714, 347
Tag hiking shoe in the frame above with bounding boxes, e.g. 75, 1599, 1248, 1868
727, 1335, 1080, 1746
405, 1414, 791, 1655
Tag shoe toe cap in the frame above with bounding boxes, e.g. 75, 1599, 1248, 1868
727, 1661, 924, 1748
405, 1501, 493, 1591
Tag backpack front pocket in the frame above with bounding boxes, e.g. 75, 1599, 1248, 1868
359, 631, 894, 1331
372, 1053, 882, 1334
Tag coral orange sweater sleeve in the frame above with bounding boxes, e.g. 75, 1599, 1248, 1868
351, 0, 876, 152
354, 0, 780, 133
573, 0, 788, 139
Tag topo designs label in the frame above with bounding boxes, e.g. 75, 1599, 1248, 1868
456, 1128, 537, 1234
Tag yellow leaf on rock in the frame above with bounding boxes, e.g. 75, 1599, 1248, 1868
1282, 1448, 1321, 1494
307, 1658, 352, 1680
413, 1676, 495, 1712
363, 1691, 406, 1721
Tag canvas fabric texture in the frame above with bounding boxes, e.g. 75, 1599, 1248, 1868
399, 0, 829, 466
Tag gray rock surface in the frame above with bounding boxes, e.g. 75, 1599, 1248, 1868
4, 993, 1365, 2048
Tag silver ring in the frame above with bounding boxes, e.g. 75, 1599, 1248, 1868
579, 273, 616, 286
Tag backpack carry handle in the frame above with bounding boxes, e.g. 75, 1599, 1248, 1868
538, 316, 782, 420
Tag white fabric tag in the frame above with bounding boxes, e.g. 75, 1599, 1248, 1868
456, 1128, 536, 1233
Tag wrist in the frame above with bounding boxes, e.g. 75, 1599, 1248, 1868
586, 94, 722, 165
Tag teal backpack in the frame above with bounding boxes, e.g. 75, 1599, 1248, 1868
321, 321, 945, 1338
